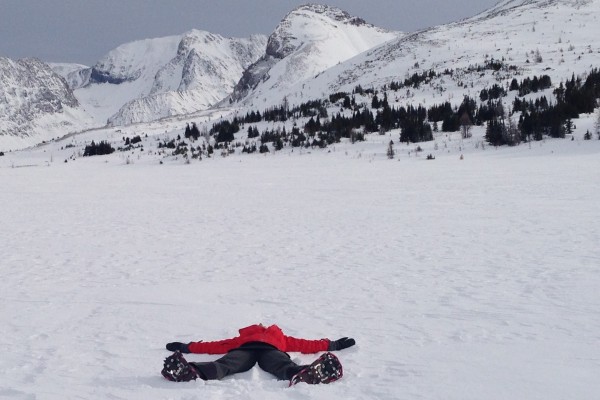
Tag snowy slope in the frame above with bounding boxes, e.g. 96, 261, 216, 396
230, 4, 400, 106
253, 0, 600, 109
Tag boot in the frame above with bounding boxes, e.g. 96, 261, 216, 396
161, 351, 200, 382
289, 352, 343, 386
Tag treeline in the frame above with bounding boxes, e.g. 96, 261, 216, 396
390, 70, 442, 90
488, 69, 600, 145
187, 67, 600, 152
210, 120, 239, 143
242, 126, 321, 152
469, 58, 518, 73
205, 100, 329, 144
510, 75, 553, 96
83, 140, 114, 156
241, 100, 328, 124
480, 75, 553, 101
306, 95, 434, 144
426, 96, 505, 132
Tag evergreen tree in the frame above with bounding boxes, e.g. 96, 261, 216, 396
247, 126, 260, 139
371, 94, 380, 109
387, 140, 395, 159
343, 96, 351, 109
460, 111, 473, 139
485, 118, 505, 146
442, 114, 459, 132
305, 117, 318, 136
564, 118, 574, 135
291, 126, 306, 147
274, 138, 284, 151
595, 108, 600, 139
189, 123, 200, 140
381, 93, 389, 109
377, 103, 394, 133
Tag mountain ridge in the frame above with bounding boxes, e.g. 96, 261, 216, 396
247, 0, 600, 111
72, 30, 267, 127
2, 0, 600, 151
103, 30, 267, 126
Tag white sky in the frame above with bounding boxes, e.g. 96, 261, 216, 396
0, 0, 499, 65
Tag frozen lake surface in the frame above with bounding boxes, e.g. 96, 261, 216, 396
1, 139, 599, 399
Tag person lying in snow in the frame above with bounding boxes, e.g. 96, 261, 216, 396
162, 323, 356, 385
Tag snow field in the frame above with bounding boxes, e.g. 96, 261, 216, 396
1, 141, 599, 399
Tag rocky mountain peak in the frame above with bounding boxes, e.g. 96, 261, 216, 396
292, 4, 368, 25
266, 3, 375, 59
0, 57, 79, 137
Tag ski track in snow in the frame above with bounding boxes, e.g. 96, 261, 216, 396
1, 143, 600, 399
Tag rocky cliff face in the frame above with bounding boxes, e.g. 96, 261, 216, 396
0, 57, 81, 142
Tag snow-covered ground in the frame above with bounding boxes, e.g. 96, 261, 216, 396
1, 125, 599, 399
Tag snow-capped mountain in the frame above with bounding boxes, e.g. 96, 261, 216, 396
230, 4, 400, 106
0, 57, 94, 149
75, 30, 267, 126
2, 0, 600, 152
0, 31, 266, 150
270, 0, 600, 109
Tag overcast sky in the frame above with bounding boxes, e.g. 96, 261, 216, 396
0, 0, 499, 65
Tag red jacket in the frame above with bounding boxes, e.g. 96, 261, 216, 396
187, 324, 330, 355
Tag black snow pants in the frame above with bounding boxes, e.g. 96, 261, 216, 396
190, 342, 307, 381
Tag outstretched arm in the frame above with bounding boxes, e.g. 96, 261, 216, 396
284, 335, 356, 353
166, 338, 238, 355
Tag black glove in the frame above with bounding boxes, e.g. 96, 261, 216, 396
166, 342, 190, 353
328, 337, 356, 351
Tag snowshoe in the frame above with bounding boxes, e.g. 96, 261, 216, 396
289, 352, 343, 386
161, 350, 199, 382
